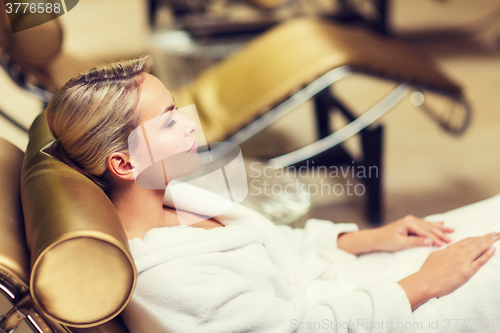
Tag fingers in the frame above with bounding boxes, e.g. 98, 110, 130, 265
404, 216, 454, 247
451, 232, 499, 279
429, 225, 452, 243
406, 236, 433, 248
467, 233, 499, 262
425, 221, 454, 242
470, 246, 496, 272
407, 220, 446, 247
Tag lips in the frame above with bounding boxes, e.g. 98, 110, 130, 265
187, 141, 198, 153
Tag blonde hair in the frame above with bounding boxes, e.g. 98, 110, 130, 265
46, 55, 153, 195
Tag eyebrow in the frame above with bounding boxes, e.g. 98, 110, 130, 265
163, 103, 175, 114
161, 95, 176, 115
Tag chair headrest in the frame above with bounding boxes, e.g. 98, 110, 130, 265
21, 111, 136, 328
0, 1, 62, 69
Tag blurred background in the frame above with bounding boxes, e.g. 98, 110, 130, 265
1, 0, 500, 230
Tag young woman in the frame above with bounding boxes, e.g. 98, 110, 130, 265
46, 56, 499, 332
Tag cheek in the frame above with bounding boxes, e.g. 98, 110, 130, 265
169, 131, 188, 154
166, 129, 188, 156
149, 129, 186, 162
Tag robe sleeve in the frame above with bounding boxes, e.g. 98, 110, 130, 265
122, 262, 414, 333
275, 219, 359, 256
164, 182, 358, 256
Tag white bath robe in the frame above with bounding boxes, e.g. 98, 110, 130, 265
122, 185, 500, 333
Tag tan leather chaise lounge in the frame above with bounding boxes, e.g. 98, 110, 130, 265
0, 113, 133, 332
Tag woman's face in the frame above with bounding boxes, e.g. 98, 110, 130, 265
130, 74, 201, 188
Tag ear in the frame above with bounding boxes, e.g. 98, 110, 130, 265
106, 152, 135, 181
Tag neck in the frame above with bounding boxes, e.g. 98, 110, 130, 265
110, 183, 177, 240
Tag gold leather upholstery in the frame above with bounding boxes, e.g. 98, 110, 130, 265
0, 138, 72, 333
0, 138, 29, 299
173, 17, 461, 144
21, 112, 136, 328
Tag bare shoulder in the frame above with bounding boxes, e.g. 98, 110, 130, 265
163, 207, 224, 229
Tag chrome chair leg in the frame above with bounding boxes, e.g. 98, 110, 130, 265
0, 283, 54, 333
268, 84, 411, 167
0, 306, 25, 333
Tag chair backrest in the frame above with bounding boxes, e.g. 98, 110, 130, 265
17, 111, 136, 332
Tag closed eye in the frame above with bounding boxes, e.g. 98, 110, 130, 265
165, 108, 178, 127
166, 119, 177, 128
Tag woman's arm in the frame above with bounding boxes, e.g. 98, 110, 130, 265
337, 215, 455, 255
337, 228, 380, 255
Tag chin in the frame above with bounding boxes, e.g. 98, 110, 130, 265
134, 152, 203, 189
186, 154, 202, 175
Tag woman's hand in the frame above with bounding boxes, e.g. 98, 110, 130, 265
398, 232, 499, 310
372, 215, 455, 252
337, 215, 454, 255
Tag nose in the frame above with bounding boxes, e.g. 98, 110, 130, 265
183, 116, 197, 136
